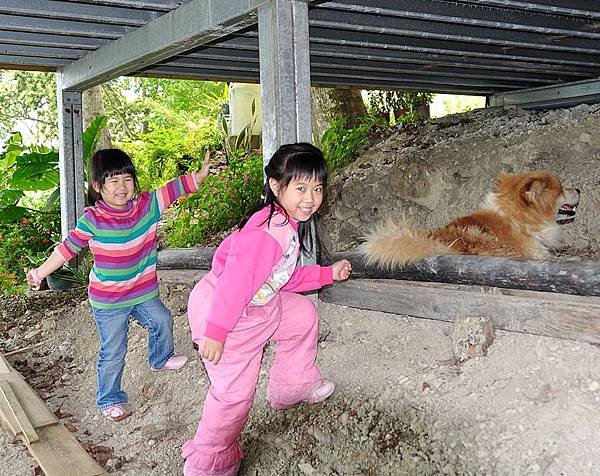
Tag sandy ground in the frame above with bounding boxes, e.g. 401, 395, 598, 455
1, 273, 599, 476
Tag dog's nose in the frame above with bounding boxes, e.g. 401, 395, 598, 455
576, 188, 581, 194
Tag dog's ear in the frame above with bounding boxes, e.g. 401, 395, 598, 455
522, 178, 547, 203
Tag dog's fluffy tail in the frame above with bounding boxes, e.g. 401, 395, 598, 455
358, 218, 454, 268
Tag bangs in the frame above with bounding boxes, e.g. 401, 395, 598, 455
285, 152, 328, 185
103, 159, 136, 180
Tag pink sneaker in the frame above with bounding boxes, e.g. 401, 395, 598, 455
270, 379, 335, 410
183, 459, 240, 476
150, 355, 188, 372
101, 403, 132, 422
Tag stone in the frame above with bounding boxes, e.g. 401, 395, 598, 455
451, 316, 495, 362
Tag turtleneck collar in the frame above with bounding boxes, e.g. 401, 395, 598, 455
96, 197, 135, 215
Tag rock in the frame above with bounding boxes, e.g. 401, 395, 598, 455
298, 462, 315, 474
451, 316, 495, 362
42, 319, 57, 332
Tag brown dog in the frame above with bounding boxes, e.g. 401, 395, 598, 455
360, 170, 580, 268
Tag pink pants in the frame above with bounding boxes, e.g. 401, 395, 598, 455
182, 274, 321, 471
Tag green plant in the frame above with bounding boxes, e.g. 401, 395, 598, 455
320, 115, 387, 171
366, 90, 433, 120
0, 115, 107, 222
0, 210, 60, 296
165, 150, 263, 247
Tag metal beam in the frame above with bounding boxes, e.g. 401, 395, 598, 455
258, 0, 312, 164
60, 0, 268, 91
489, 77, 600, 108
56, 74, 85, 238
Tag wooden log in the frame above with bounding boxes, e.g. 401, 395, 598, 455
157, 247, 600, 297
157, 247, 215, 270
327, 251, 600, 297
319, 279, 600, 344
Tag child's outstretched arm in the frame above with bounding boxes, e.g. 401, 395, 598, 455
155, 149, 213, 212
281, 259, 353, 294
27, 248, 67, 290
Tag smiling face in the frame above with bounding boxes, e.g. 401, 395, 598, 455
270, 175, 324, 222
95, 173, 135, 210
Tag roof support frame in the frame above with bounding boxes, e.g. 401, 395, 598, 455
56, 75, 85, 238
258, 0, 312, 163
59, 0, 268, 91
488, 77, 600, 109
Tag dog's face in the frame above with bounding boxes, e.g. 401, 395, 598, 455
492, 171, 580, 227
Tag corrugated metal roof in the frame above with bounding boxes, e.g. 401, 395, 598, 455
1, 0, 600, 95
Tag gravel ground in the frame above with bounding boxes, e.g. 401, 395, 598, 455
1, 276, 599, 475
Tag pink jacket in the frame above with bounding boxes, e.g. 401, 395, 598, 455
194, 206, 333, 342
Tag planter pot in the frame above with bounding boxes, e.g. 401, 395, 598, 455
46, 270, 83, 291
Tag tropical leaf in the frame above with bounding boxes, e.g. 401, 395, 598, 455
0, 189, 24, 206
0, 205, 29, 222
83, 115, 108, 163
10, 150, 60, 190
45, 187, 61, 209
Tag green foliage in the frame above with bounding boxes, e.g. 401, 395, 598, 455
367, 90, 433, 118
165, 150, 263, 247
0, 117, 107, 222
106, 77, 227, 190
320, 115, 387, 171
0, 211, 60, 297
0, 71, 57, 143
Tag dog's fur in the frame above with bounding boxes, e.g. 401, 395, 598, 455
360, 170, 580, 268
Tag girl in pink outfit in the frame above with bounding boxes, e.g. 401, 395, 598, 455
182, 143, 352, 476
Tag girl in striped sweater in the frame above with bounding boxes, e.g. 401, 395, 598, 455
27, 148, 212, 422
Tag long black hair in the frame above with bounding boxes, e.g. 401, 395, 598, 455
239, 142, 330, 258
87, 149, 140, 205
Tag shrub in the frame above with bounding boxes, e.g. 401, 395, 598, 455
165, 150, 263, 247
320, 115, 387, 171
0, 210, 60, 296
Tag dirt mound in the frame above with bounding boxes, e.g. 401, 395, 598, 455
324, 104, 600, 260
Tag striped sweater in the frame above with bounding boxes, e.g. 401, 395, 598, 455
56, 173, 198, 309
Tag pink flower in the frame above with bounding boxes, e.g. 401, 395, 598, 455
243, 173, 249, 184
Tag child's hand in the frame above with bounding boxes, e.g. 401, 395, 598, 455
195, 149, 213, 183
332, 259, 352, 282
26, 268, 43, 291
200, 336, 224, 364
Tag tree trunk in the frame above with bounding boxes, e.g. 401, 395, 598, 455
82, 85, 112, 151
311, 87, 367, 146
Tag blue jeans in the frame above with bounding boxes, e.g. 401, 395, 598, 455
91, 297, 175, 410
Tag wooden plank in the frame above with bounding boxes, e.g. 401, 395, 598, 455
0, 354, 11, 374
0, 381, 20, 436
0, 356, 57, 429
319, 279, 600, 344
29, 424, 107, 476
157, 269, 208, 284
0, 381, 39, 444
156, 247, 600, 297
